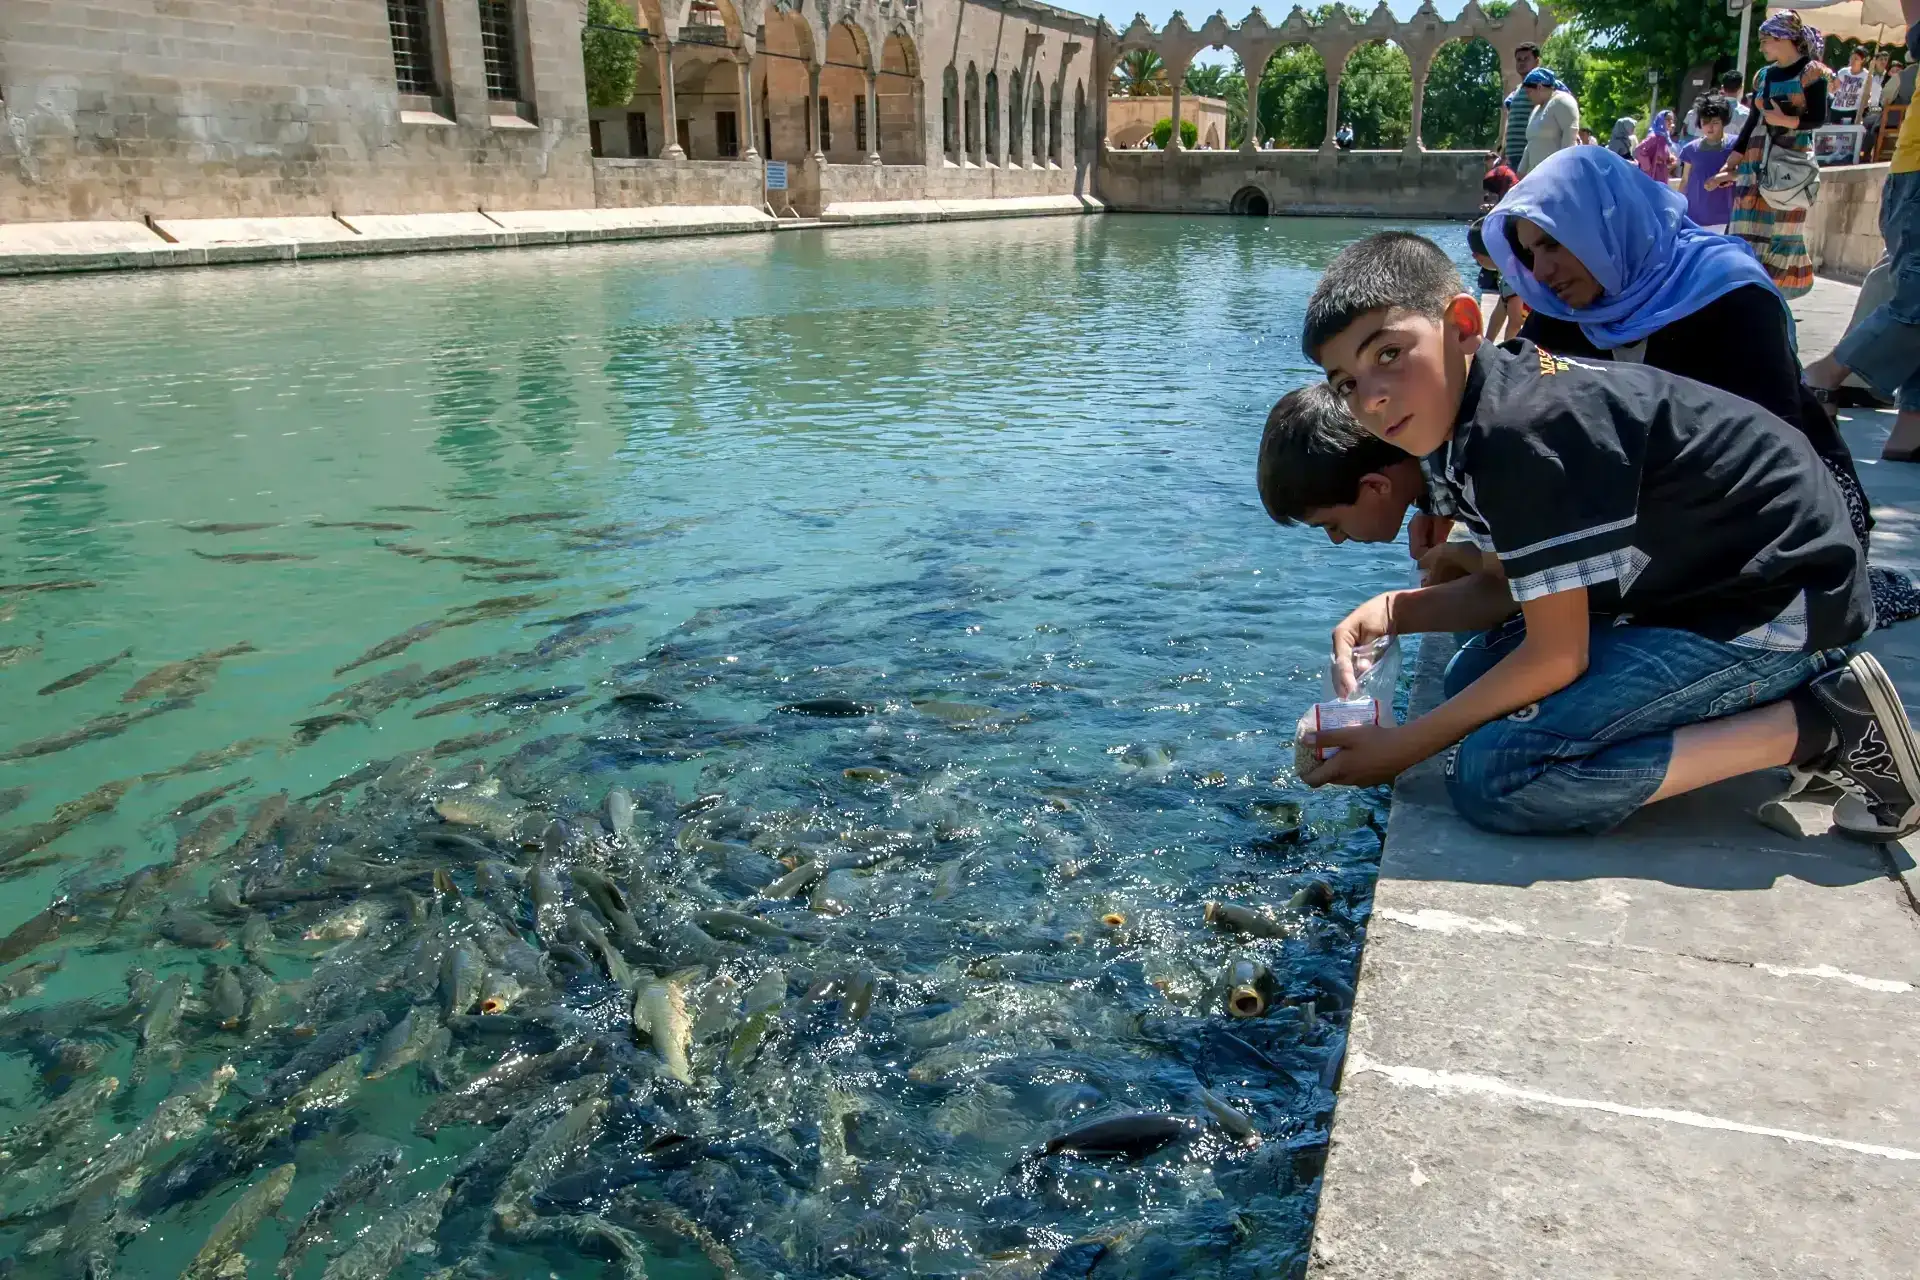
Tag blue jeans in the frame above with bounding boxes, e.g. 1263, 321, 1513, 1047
1439, 619, 1841, 836
1832, 168, 1920, 411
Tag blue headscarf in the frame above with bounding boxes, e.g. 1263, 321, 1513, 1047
1482, 145, 1781, 349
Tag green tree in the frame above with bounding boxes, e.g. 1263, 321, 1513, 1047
1544, 21, 1652, 136
1151, 117, 1201, 148
1258, 45, 1328, 146
1186, 60, 1250, 146
1548, 0, 1745, 117
1339, 40, 1413, 148
582, 0, 640, 110
1421, 38, 1503, 149
1114, 49, 1169, 97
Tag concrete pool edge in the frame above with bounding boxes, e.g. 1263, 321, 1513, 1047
0, 196, 1108, 277
1309, 278, 1920, 1277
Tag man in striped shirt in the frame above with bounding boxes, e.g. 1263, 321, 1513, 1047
1500, 42, 1543, 169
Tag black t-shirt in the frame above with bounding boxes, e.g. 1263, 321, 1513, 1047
1423, 341, 1869, 650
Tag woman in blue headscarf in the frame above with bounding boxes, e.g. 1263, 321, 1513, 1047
1635, 110, 1676, 181
1485, 143, 1920, 623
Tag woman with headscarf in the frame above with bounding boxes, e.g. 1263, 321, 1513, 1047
1485, 144, 1920, 624
1635, 110, 1677, 181
1719, 10, 1830, 297
1607, 117, 1638, 157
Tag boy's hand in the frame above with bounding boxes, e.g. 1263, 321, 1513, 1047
1302, 724, 1421, 788
1330, 593, 1396, 697
1418, 541, 1486, 586
1407, 514, 1453, 561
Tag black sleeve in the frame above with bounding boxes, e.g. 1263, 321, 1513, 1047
1465, 364, 1645, 603
1651, 285, 1800, 423
1515, 311, 1605, 359
1800, 73, 1828, 129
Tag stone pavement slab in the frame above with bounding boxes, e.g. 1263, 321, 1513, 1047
1309, 276, 1920, 1278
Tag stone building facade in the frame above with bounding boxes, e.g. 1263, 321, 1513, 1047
0, 0, 1101, 223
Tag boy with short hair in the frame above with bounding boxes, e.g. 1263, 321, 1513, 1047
1465, 218, 1525, 343
1677, 96, 1738, 231
1282, 230, 1920, 839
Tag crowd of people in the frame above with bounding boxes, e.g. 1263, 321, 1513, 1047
1254, 8, 1920, 847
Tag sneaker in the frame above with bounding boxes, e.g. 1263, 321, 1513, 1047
1805, 653, 1920, 841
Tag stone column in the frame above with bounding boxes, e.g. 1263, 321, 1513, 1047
1321, 59, 1348, 152
866, 69, 881, 164
657, 42, 685, 158
808, 64, 824, 161
738, 54, 760, 162
1167, 57, 1189, 154
1406, 54, 1432, 154
1237, 44, 1279, 153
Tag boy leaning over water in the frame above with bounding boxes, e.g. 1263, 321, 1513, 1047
1285, 231, 1920, 840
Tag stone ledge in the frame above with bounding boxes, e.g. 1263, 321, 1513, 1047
820, 194, 1104, 225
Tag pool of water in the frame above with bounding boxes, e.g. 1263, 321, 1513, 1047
0, 214, 1467, 1279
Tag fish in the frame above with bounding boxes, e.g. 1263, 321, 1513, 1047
529, 602, 649, 629
0, 578, 95, 594
290, 712, 369, 746
434, 793, 524, 839
1204, 901, 1289, 939
471, 509, 588, 528
192, 549, 316, 562
1196, 1086, 1260, 1145
605, 786, 636, 842
122, 642, 256, 703
427, 553, 538, 569
319, 1181, 452, 1280
565, 909, 633, 988
777, 698, 876, 717
1040, 1113, 1192, 1161
0, 898, 78, 965
407, 656, 499, 699
606, 688, 679, 711
279, 1147, 405, 1277
0, 955, 63, 1009
494, 1096, 609, 1231
375, 504, 444, 513
0, 786, 25, 816
572, 867, 644, 948
206, 966, 246, 1028
633, 975, 694, 1083
334, 621, 445, 676
185, 1162, 296, 1280
304, 901, 383, 941
265, 1010, 389, 1101
445, 593, 552, 621
441, 942, 484, 1016
141, 736, 277, 782
228, 791, 289, 860
173, 807, 239, 871
763, 860, 825, 899
1223, 953, 1275, 1019
158, 905, 228, 949
912, 698, 1001, 723
1288, 879, 1336, 914
178, 522, 281, 535
165, 776, 253, 819
412, 690, 504, 719
463, 570, 559, 584
429, 728, 517, 758
1, 705, 171, 761
310, 520, 415, 531
0, 1074, 118, 1173
0, 634, 43, 667
129, 972, 191, 1089
368, 1007, 439, 1079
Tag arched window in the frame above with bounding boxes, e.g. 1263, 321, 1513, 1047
1047, 83, 1062, 165
985, 71, 1000, 163
1074, 81, 1086, 162
1008, 76, 1024, 163
942, 65, 958, 161
1030, 78, 1045, 165
964, 63, 980, 162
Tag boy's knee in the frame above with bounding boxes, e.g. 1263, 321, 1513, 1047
1443, 722, 1588, 836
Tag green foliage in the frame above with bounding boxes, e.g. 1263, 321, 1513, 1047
1340, 40, 1412, 149
1150, 117, 1201, 148
1258, 45, 1328, 147
1545, 0, 1742, 117
1544, 21, 1651, 138
1115, 49, 1169, 97
1421, 38, 1502, 150
1188, 60, 1250, 147
583, 0, 640, 111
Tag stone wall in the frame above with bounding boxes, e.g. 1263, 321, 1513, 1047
1806, 162, 1888, 283
1099, 148, 1486, 217
1107, 95, 1230, 150
820, 157, 1089, 207
0, 0, 595, 222
593, 157, 768, 208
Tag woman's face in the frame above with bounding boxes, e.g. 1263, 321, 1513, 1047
1761, 34, 1799, 65
1514, 218, 1604, 308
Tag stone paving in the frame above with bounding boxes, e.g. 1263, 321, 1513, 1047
1309, 276, 1920, 1279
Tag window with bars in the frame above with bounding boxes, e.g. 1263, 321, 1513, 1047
854, 95, 867, 154
477, 0, 522, 102
818, 97, 832, 152
387, 0, 440, 96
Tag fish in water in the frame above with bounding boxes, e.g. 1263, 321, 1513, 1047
428, 553, 538, 569
463, 571, 559, 584
334, 620, 444, 676
192, 549, 316, 563
633, 976, 694, 1083
177, 522, 281, 535
1203, 901, 1289, 940
0, 787, 26, 817
318, 1181, 453, 1280
141, 735, 277, 782
470, 510, 588, 528
122, 642, 256, 703
0, 899, 78, 966
279, 1146, 406, 1277
0, 578, 96, 594
429, 728, 518, 758
290, 712, 369, 746
446, 593, 552, 621
1, 704, 173, 762
164, 777, 252, 819
185, 1162, 296, 1280
1038, 1113, 1193, 1162
310, 520, 414, 531
0, 634, 43, 667
528, 602, 649, 629
777, 698, 876, 717
375, 504, 444, 513
37, 647, 133, 696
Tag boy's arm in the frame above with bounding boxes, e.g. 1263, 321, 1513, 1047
1307, 588, 1589, 787
1328, 573, 1517, 695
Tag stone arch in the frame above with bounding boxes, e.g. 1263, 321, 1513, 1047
964, 62, 981, 162
1335, 37, 1412, 150
1418, 35, 1502, 150
985, 70, 1001, 164
1229, 185, 1270, 215
1030, 75, 1045, 163
1204, 123, 1221, 149
1008, 73, 1025, 163
757, 7, 816, 161
941, 63, 958, 162
880, 29, 921, 164
820, 21, 869, 162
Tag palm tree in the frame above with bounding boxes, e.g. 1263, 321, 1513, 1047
1112, 49, 1169, 97
1182, 63, 1233, 99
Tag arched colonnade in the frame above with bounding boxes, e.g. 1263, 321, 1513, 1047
606, 0, 924, 165
1100, 1, 1556, 154
940, 37, 1092, 170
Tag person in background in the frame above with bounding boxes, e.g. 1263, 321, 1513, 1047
1577, 126, 1597, 145
1335, 121, 1355, 151
1831, 46, 1869, 124
1607, 117, 1638, 158
1723, 10, 1829, 298
1864, 49, 1893, 143
1483, 150, 1518, 208
1499, 42, 1544, 169
1467, 217, 1527, 342
1677, 97, 1738, 230
1521, 67, 1581, 173
1636, 110, 1677, 181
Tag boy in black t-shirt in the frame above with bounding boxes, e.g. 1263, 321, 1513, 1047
1289, 230, 1920, 839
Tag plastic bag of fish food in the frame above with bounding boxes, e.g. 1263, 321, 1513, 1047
1294, 635, 1401, 775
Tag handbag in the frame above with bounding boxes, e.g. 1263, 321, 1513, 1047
1759, 134, 1822, 211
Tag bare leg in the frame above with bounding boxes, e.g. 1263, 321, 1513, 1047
1646, 700, 1798, 805
1880, 409, 1920, 460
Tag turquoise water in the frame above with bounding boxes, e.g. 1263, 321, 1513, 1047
0, 216, 1465, 1279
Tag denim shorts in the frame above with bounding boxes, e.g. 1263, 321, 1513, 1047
1833, 168, 1920, 411
1439, 618, 1841, 835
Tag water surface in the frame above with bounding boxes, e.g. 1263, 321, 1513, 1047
0, 215, 1465, 1279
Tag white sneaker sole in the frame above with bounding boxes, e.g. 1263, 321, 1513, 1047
1832, 652, 1920, 841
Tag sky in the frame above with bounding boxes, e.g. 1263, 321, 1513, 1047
1087, 0, 1469, 67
